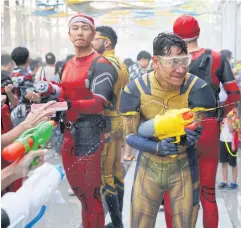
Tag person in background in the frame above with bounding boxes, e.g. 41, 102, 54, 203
29, 59, 40, 81
218, 104, 240, 190
128, 51, 152, 81
35, 52, 56, 82
11, 47, 41, 127
92, 25, 129, 228
172, 15, 240, 228
123, 58, 135, 70
1, 54, 18, 108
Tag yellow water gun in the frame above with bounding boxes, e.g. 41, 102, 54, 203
153, 108, 201, 158
154, 108, 199, 141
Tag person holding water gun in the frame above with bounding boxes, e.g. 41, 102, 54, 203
219, 103, 240, 190
1, 101, 56, 193
119, 33, 217, 228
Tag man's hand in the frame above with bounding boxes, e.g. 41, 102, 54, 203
184, 126, 202, 146
21, 100, 57, 129
4, 84, 14, 94
13, 149, 47, 179
157, 137, 178, 156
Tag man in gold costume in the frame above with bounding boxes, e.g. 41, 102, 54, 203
119, 33, 217, 228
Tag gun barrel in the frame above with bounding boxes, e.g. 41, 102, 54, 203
2, 138, 34, 162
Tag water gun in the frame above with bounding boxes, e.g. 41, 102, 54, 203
34, 80, 61, 100
153, 108, 199, 158
154, 108, 199, 142
1, 163, 65, 228
2, 121, 56, 165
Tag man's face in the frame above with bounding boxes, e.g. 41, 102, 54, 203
139, 58, 150, 69
153, 46, 191, 87
68, 22, 95, 48
92, 31, 107, 54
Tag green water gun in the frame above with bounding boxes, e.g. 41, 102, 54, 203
2, 121, 56, 165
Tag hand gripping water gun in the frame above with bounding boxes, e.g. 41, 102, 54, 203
1, 163, 65, 228
153, 108, 200, 158
2, 121, 56, 165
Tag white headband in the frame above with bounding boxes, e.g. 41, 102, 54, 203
182, 36, 199, 42
68, 16, 94, 29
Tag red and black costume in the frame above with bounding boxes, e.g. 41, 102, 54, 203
60, 48, 116, 227
162, 15, 241, 228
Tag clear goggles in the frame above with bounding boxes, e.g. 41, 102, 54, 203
157, 55, 192, 68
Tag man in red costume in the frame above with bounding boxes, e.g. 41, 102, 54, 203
163, 15, 240, 228
59, 14, 117, 227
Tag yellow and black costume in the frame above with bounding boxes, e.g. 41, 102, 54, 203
119, 72, 216, 228
101, 50, 129, 228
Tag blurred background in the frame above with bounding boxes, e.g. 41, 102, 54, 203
1, 0, 241, 61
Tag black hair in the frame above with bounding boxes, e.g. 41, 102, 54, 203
221, 49, 232, 60
11, 47, 29, 66
1, 54, 13, 66
66, 54, 74, 61
55, 61, 64, 75
153, 32, 188, 56
45, 52, 56, 65
124, 58, 135, 68
96, 26, 118, 48
137, 51, 152, 61
30, 60, 40, 71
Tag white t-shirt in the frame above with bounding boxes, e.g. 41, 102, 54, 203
220, 118, 233, 142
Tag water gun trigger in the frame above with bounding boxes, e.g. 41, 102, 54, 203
172, 136, 181, 144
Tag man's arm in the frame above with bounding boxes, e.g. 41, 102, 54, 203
1, 101, 56, 149
22, 80, 41, 103
218, 55, 240, 115
67, 59, 116, 113
120, 81, 177, 155
4, 84, 18, 107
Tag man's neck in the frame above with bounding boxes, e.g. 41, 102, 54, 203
74, 46, 93, 57
17, 65, 27, 71
187, 42, 201, 53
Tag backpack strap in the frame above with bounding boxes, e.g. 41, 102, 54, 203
85, 56, 103, 88
40, 66, 46, 81
59, 56, 103, 89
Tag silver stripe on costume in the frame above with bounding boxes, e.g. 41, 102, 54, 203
93, 94, 108, 103
91, 72, 114, 92
68, 17, 94, 28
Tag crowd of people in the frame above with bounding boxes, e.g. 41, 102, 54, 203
1, 13, 241, 228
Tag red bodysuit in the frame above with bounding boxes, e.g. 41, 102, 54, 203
60, 52, 116, 228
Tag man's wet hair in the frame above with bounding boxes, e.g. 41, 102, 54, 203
153, 32, 188, 56
96, 26, 118, 48
137, 51, 152, 61
11, 47, 29, 66
1, 54, 13, 66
